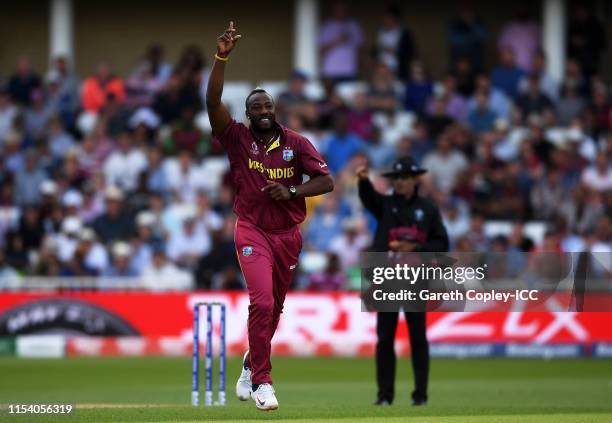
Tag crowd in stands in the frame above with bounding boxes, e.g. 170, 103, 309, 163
0, 1, 611, 290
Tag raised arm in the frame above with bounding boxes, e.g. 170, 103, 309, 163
206, 21, 241, 135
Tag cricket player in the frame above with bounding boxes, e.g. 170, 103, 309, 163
206, 21, 334, 411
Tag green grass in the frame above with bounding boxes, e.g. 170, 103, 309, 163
0, 357, 611, 422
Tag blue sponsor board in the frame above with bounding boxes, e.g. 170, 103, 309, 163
504, 343, 584, 358
430, 343, 586, 358
592, 343, 612, 358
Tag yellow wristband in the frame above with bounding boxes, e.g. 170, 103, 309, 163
215, 53, 229, 62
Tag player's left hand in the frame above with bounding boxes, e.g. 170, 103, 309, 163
261, 180, 290, 201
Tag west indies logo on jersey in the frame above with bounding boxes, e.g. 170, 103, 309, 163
282, 147, 294, 162
250, 142, 260, 156
242, 246, 253, 256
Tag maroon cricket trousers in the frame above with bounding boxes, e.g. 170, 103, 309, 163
234, 218, 302, 385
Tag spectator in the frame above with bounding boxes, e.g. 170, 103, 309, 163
448, 5, 487, 72
103, 131, 148, 192
403, 61, 433, 114
346, 91, 374, 140
556, 83, 587, 128
366, 62, 399, 114
17, 205, 44, 253
581, 152, 612, 192
164, 149, 207, 203
0, 88, 18, 144
497, 8, 540, 72
491, 47, 525, 100
318, 0, 364, 83
329, 217, 370, 271
0, 250, 21, 290
163, 107, 207, 155
374, 5, 415, 81
452, 56, 476, 97
425, 96, 454, 141
126, 44, 172, 107
142, 248, 193, 291
515, 74, 554, 120
175, 44, 209, 103
166, 211, 211, 268
441, 197, 470, 246
307, 252, 346, 291
145, 147, 169, 196
196, 217, 240, 289
531, 166, 572, 220
305, 194, 350, 251
567, 3, 607, 77
8, 57, 41, 106
422, 135, 468, 193
47, 116, 75, 162
24, 89, 53, 141
45, 56, 80, 125
92, 186, 135, 244
467, 74, 511, 120
103, 241, 138, 277
153, 73, 202, 125
77, 227, 109, 275
467, 92, 497, 133
14, 150, 47, 206
425, 74, 468, 122
323, 110, 364, 174
277, 70, 311, 124
81, 62, 126, 112
518, 49, 559, 101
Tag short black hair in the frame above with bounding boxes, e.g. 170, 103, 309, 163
245, 88, 273, 109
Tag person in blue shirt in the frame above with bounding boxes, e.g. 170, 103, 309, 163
323, 110, 365, 174
491, 47, 525, 99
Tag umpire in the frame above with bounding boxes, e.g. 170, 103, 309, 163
356, 156, 449, 406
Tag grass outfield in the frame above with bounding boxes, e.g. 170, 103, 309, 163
0, 357, 611, 422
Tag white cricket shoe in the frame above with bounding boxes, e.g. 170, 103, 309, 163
251, 383, 279, 411
235, 351, 252, 401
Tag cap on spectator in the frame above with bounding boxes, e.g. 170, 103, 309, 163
79, 227, 96, 242
136, 211, 156, 227
105, 185, 124, 201
112, 241, 132, 258
61, 216, 83, 235
290, 69, 308, 81
129, 107, 161, 129
77, 111, 98, 135
40, 180, 58, 196
62, 190, 83, 208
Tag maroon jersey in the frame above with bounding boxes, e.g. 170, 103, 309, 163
216, 119, 330, 231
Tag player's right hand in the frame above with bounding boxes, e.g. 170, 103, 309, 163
216, 21, 242, 56
355, 164, 369, 180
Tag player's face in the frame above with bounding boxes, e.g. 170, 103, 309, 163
393, 174, 418, 197
247, 93, 275, 131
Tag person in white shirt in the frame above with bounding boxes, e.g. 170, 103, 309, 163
141, 248, 193, 291
582, 152, 612, 192
103, 131, 147, 192
166, 210, 210, 268
421, 136, 469, 193
163, 149, 206, 203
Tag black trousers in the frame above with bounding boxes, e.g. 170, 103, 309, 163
376, 311, 429, 403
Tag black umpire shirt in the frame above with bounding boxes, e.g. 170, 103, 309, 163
358, 179, 449, 253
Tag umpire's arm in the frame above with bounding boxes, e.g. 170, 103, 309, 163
356, 165, 384, 219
